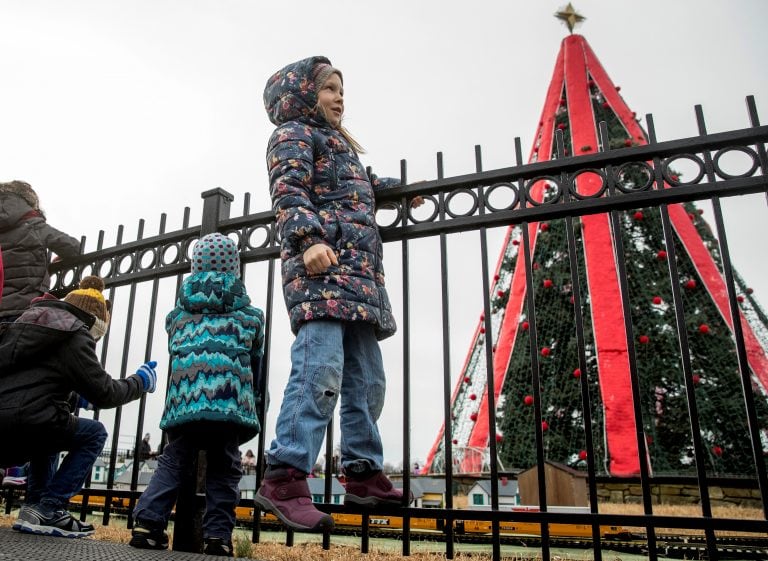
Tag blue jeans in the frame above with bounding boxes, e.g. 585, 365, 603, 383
133, 426, 241, 540
26, 417, 107, 510
267, 320, 386, 474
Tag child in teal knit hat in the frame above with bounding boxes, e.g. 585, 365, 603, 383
130, 232, 265, 556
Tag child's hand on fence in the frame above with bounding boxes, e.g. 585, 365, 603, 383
303, 243, 338, 275
135, 361, 158, 393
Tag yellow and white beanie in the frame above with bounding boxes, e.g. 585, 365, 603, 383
64, 276, 111, 339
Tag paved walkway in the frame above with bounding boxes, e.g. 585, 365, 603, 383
0, 527, 264, 561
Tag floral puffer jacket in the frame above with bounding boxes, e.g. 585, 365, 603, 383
263, 56, 397, 340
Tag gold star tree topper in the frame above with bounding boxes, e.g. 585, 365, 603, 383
555, 3, 586, 34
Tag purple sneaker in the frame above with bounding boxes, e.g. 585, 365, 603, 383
344, 471, 410, 507
254, 467, 334, 532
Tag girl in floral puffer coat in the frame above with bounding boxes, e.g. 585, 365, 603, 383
255, 56, 420, 532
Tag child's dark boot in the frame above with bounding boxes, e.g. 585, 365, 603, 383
204, 537, 234, 557
254, 465, 334, 532
344, 466, 410, 507
129, 518, 169, 550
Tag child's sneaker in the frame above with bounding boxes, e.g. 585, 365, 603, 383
2, 465, 28, 487
344, 470, 409, 507
12, 504, 95, 538
254, 466, 334, 532
204, 537, 234, 557
129, 519, 169, 550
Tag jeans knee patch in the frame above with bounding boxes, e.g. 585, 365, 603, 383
367, 382, 385, 421
311, 366, 341, 417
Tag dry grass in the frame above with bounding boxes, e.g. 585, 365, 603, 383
597, 502, 765, 537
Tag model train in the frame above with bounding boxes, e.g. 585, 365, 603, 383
68, 494, 629, 540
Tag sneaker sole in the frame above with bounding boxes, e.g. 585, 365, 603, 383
254, 492, 334, 532
13, 519, 94, 538
128, 536, 168, 550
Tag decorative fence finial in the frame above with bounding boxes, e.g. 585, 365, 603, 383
555, 3, 586, 34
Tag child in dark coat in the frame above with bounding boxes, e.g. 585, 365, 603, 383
0, 180, 81, 320
0, 276, 157, 538
130, 233, 265, 557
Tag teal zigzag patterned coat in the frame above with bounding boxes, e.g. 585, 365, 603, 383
264, 55, 399, 340
160, 271, 265, 442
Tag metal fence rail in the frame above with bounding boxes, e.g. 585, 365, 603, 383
41, 97, 768, 561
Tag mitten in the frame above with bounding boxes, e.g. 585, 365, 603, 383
76, 396, 95, 411
135, 361, 158, 393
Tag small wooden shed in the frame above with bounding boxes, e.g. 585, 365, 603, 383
517, 461, 588, 506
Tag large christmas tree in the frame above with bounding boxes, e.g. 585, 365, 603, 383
425, 19, 768, 477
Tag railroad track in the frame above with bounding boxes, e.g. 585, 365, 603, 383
254, 521, 768, 558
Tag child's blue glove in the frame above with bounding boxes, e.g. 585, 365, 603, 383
135, 361, 158, 393
77, 396, 95, 411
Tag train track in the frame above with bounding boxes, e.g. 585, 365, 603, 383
255, 521, 768, 558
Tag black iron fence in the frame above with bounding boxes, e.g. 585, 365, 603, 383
37, 96, 768, 561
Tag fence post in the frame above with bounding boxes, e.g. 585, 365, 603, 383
171, 187, 233, 553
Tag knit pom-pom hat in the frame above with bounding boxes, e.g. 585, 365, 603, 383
191, 233, 241, 277
64, 276, 111, 337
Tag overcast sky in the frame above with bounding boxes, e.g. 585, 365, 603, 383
2, 0, 767, 468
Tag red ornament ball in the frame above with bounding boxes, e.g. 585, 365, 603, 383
685, 279, 697, 289
470, 413, 478, 421
689, 212, 696, 220
524, 395, 534, 406
464, 376, 471, 384
573, 368, 581, 378
540, 347, 551, 357
692, 374, 701, 384
698, 324, 710, 334
541, 421, 549, 431
697, 209, 704, 215
656, 250, 667, 260
495, 433, 503, 443
532, 263, 540, 270
624, 139, 632, 147
616, 85, 622, 92
737, 295, 745, 303
479, 326, 486, 334
712, 445, 723, 457
747, 287, 754, 294
521, 321, 530, 331
543, 279, 553, 289
540, 222, 550, 232
652, 296, 663, 305
469, 393, 477, 401
452, 439, 458, 445
602, 102, 610, 109
639, 335, 650, 344
578, 450, 588, 461
496, 290, 504, 298
557, 123, 566, 130
493, 274, 500, 281
480, 313, 485, 321
512, 239, 520, 246
633, 211, 644, 221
